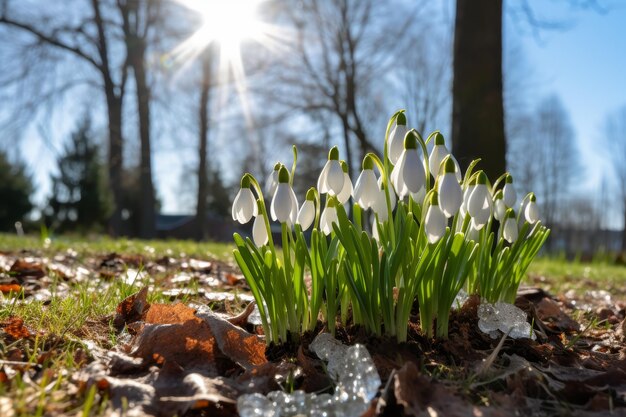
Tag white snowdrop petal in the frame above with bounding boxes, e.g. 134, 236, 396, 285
390, 152, 406, 197
438, 173, 462, 218
402, 150, 425, 194
288, 187, 299, 224
389, 124, 408, 165
425, 205, 447, 244
429, 145, 449, 177
503, 218, 518, 243
252, 214, 268, 246
317, 161, 331, 193
265, 171, 278, 196
337, 172, 353, 204
494, 199, 506, 222
525, 201, 539, 224
503, 183, 517, 208
271, 184, 293, 223
320, 207, 338, 235
327, 161, 345, 195
296, 200, 315, 231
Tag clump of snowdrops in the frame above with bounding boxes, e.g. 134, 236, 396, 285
232, 110, 550, 345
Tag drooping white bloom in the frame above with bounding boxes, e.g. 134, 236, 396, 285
252, 212, 268, 246
378, 176, 396, 211
429, 133, 462, 182
503, 175, 517, 208
390, 131, 425, 199
524, 193, 539, 224
493, 190, 506, 222
296, 199, 315, 231
502, 209, 518, 243
353, 168, 379, 209
231, 177, 257, 224
467, 173, 492, 229
270, 167, 299, 224
410, 186, 426, 205
388, 114, 408, 164
264, 163, 281, 196
320, 200, 339, 236
424, 192, 447, 244
437, 157, 462, 218
336, 163, 353, 204
317, 146, 345, 195
372, 188, 390, 222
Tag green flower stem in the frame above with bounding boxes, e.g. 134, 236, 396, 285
368, 152, 396, 246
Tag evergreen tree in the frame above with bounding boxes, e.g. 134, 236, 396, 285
47, 116, 111, 232
0, 151, 33, 231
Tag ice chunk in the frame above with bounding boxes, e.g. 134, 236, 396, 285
452, 288, 469, 310
478, 302, 535, 340
238, 333, 381, 417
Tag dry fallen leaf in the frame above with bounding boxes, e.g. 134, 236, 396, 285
0, 283, 21, 293
9, 259, 46, 279
535, 297, 580, 332
1, 316, 32, 339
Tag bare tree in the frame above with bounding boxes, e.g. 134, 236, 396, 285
260, 0, 417, 174
1, 0, 128, 235
605, 105, 626, 251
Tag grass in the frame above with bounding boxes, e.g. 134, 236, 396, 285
1, 233, 625, 415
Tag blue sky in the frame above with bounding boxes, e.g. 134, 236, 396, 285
514, 1, 626, 196
16, 0, 626, 221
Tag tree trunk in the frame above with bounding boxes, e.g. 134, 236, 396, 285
452, 0, 506, 180
131, 43, 156, 239
196, 51, 211, 241
105, 92, 124, 236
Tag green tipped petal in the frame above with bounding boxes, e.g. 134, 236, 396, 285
434, 132, 445, 146
362, 155, 374, 170
396, 111, 407, 126
328, 146, 339, 161
529, 192, 537, 202
476, 171, 488, 185
404, 130, 418, 150
273, 162, 281, 171
340, 160, 349, 173
278, 166, 290, 183
240, 174, 252, 189
505, 174, 513, 184
443, 156, 456, 174
505, 207, 515, 219
493, 189, 503, 200
306, 187, 317, 201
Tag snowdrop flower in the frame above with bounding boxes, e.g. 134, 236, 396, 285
252, 208, 269, 246
353, 156, 379, 209
390, 130, 425, 199
296, 188, 316, 231
503, 174, 517, 208
372, 186, 391, 222
378, 176, 396, 211
466, 220, 481, 242
387, 112, 408, 165
320, 197, 339, 236
502, 208, 518, 243
429, 133, 461, 182
524, 193, 539, 224
317, 146, 345, 195
271, 166, 298, 224
232, 175, 257, 224
410, 187, 426, 205
467, 172, 492, 229
437, 157, 463, 218
336, 161, 353, 204
493, 190, 506, 222
264, 163, 281, 196
424, 191, 447, 244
